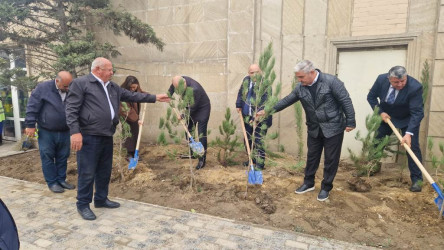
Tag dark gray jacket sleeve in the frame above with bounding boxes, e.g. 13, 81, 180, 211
65, 80, 85, 135
331, 79, 356, 127
120, 87, 157, 103
274, 88, 300, 113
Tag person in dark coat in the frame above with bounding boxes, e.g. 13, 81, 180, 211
119, 76, 145, 160
367, 66, 424, 192
235, 64, 272, 170
0, 199, 19, 250
24, 71, 76, 193
66, 57, 169, 220
258, 60, 356, 201
168, 75, 211, 170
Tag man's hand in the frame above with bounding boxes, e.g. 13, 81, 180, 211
402, 133, 412, 148
156, 94, 170, 102
256, 110, 265, 117
380, 112, 391, 123
236, 108, 241, 113
345, 127, 355, 132
138, 120, 144, 125
25, 128, 36, 137
71, 133, 83, 151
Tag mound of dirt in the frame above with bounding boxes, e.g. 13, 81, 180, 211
1, 144, 443, 249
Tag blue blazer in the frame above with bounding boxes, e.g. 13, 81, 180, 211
367, 73, 424, 132
235, 76, 272, 127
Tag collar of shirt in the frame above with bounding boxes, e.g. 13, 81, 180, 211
91, 72, 110, 87
306, 71, 319, 87
54, 80, 67, 101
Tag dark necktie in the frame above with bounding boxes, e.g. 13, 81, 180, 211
387, 89, 396, 104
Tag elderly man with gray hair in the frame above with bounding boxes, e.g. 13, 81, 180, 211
367, 66, 424, 192
258, 60, 356, 201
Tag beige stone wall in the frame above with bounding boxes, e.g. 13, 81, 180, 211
103, 0, 441, 158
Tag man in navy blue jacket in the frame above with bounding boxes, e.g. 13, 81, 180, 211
367, 66, 424, 192
236, 64, 272, 170
25, 71, 75, 193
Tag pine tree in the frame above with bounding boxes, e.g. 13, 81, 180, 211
348, 107, 392, 177
0, 0, 164, 88
114, 102, 132, 181
211, 108, 242, 166
240, 42, 281, 173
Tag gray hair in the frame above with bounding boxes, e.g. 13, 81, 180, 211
91, 57, 106, 71
294, 60, 316, 73
388, 66, 407, 79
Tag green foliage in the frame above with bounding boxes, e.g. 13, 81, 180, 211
0, 0, 164, 81
292, 78, 304, 159
113, 102, 132, 179
421, 60, 430, 105
241, 42, 282, 168
427, 137, 444, 181
0, 56, 38, 91
210, 108, 242, 166
348, 107, 392, 177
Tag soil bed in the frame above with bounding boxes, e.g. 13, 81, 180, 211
1, 144, 443, 249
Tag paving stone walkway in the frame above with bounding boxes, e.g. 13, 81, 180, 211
0, 176, 374, 249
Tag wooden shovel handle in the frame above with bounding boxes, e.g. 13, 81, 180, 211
386, 119, 435, 185
134, 103, 147, 151
238, 110, 253, 166
172, 107, 193, 138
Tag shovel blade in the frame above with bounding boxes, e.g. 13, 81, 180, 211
435, 197, 443, 213
190, 141, 205, 157
247, 165, 263, 185
128, 151, 139, 170
431, 183, 444, 214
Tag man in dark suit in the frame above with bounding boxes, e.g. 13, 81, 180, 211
236, 64, 272, 170
66, 57, 169, 220
25, 71, 76, 193
367, 66, 424, 192
258, 60, 356, 201
168, 75, 211, 170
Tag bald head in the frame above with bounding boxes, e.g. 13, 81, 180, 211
55, 71, 73, 93
248, 64, 262, 83
172, 75, 186, 88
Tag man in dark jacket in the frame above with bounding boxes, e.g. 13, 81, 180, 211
168, 75, 211, 170
258, 60, 355, 201
25, 71, 75, 193
236, 64, 272, 170
66, 57, 169, 220
367, 66, 424, 192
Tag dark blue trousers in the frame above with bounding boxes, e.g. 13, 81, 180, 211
76, 135, 113, 209
376, 123, 423, 183
244, 121, 268, 169
37, 127, 70, 187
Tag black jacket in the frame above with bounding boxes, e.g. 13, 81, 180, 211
274, 70, 355, 138
25, 80, 69, 131
235, 76, 272, 127
168, 76, 211, 123
66, 73, 157, 136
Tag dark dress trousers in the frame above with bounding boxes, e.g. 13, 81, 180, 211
274, 70, 356, 191
367, 73, 424, 183
168, 76, 211, 157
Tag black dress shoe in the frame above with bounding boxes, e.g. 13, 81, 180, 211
77, 207, 96, 220
195, 159, 206, 170
294, 184, 315, 194
410, 181, 422, 192
59, 181, 75, 190
49, 184, 64, 193
95, 199, 120, 208
317, 190, 329, 201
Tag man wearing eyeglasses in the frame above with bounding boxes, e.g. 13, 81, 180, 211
25, 71, 75, 193
367, 66, 424, 192
66, 57, 170, 220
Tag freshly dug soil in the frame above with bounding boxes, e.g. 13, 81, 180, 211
1, 144, 443, 249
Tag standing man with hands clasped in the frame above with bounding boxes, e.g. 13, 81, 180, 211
66, 57, 170, 220
257, 60, 356, 201
24, 71, 75, 193
367, 66, 424, 192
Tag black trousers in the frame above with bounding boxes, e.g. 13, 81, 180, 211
304, 130, 344, 192
376, 123, 423, 183
244, 121, 267, 169
187, 118, 209, 159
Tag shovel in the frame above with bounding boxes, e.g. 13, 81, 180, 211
238, 110, 263, 185
128, 103, 147, 170
21, 136, 33, 151
387, 119, 444, 214
172, 108, 205, 157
